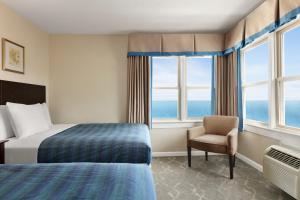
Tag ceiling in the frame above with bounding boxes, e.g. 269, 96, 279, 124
2, 0, 265, 34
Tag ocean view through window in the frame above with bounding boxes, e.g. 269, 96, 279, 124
152, 56, 212, 121
242, 19, 300, 130
152, 20, 300, 130
186, 57, 212, 118
243, 41, 270, 124
278, 23, 300, 129
152, 57, 179, 119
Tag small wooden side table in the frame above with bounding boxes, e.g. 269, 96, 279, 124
0, 140, 8, 164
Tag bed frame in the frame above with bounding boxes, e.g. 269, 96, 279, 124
0, 80, 46, 105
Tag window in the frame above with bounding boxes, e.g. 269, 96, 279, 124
152, 57, 179, 119
277, 22, 300, 129
186, 57, 212, 118
152, 56, 213, 121
242, 40, 270, 124
241, 19, 300, 134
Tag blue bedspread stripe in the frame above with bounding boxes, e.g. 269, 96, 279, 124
0, 163, 156, 200
38, 123, 152, 164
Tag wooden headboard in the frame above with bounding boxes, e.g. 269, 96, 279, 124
0, 80, 46, 105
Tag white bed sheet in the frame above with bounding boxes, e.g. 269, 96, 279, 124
5, 124, 76, 164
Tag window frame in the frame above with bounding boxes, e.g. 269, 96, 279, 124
152, 56, 181, 121
276, 19, 300, 131
243, 18, 300, 136
185, 56, 213, 120
241, 37, 272, 127
152, 55, 213, 123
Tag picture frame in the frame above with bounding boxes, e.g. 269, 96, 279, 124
2, 38, 25, 74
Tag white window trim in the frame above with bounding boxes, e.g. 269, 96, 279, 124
242, 18, 300, 138
152, 120, 203, 129
152, 56, 181, 122
152, 56, 213, 128
244, 124, 300, 140
241, 36, 271, 128
276, 20, 300, 130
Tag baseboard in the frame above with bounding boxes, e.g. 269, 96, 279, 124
236, 153, 263, 172
152, 151, 219, 157
152, 151, 263, 172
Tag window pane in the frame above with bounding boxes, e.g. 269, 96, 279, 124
284, 81, 300, 128
245, 85, 269, 123
244, 42, 269, 84
187, 89, 211, 118
152, 57, 178, 87
152, 89, 178, 119
283, 25, 300, 76
187, 57, 212, 86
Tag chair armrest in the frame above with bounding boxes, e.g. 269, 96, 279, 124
187, 126, 205, 140
226, 128, 238, 155
0, 140, 8, 145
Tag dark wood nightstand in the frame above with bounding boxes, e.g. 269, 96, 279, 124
0, 140, 8, 164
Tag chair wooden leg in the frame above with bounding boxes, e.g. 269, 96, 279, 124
229, 154, 234, 179
205, 151, 208, 161
233, 154, 236, 167
187, 146, 191, 167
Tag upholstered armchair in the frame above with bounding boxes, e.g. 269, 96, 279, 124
187, 115, 239, 179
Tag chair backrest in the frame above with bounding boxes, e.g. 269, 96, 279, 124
203, 115, 239, 136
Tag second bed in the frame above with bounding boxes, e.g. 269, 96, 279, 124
5, 123, 151, 164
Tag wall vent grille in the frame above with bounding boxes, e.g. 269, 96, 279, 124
267, 148, 300, 169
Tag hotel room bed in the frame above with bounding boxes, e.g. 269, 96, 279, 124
5, 123, 152, 164
0, 163, 156, 200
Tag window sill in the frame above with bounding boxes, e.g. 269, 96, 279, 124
244, 123, 300, 137
152, 120, 202, 129
244, 124, 300, 149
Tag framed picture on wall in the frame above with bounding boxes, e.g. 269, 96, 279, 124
2, 38, 25, 74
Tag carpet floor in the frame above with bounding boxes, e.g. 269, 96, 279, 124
151, 156, 295, 200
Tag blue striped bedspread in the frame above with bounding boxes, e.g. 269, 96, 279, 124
38, 123, 152, 164
0, 163, 156, 200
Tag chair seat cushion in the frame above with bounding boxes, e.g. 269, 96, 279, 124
192, 134, 227, 146
190, 134, 228, 154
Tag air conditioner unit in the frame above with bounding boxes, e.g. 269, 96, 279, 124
263, 145, 300, 199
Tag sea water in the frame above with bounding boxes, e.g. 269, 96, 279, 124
152, 100, 300, 128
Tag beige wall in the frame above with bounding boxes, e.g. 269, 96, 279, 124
152, 128, 279, 165
49, 35, 128, 124
238, 131, 279, 165
151, 128, 188, 152
0, 3, 49, 98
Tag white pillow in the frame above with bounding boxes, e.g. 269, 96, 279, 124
6, 102, 51, 138
42, 103, 53, 127
0, 105, 15, 140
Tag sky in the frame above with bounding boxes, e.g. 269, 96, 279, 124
244, 42, 269, 84
284, 25, 300, 76
244, 41, 269, 101
244, 25, 300, 101
283, 25, 300, 101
